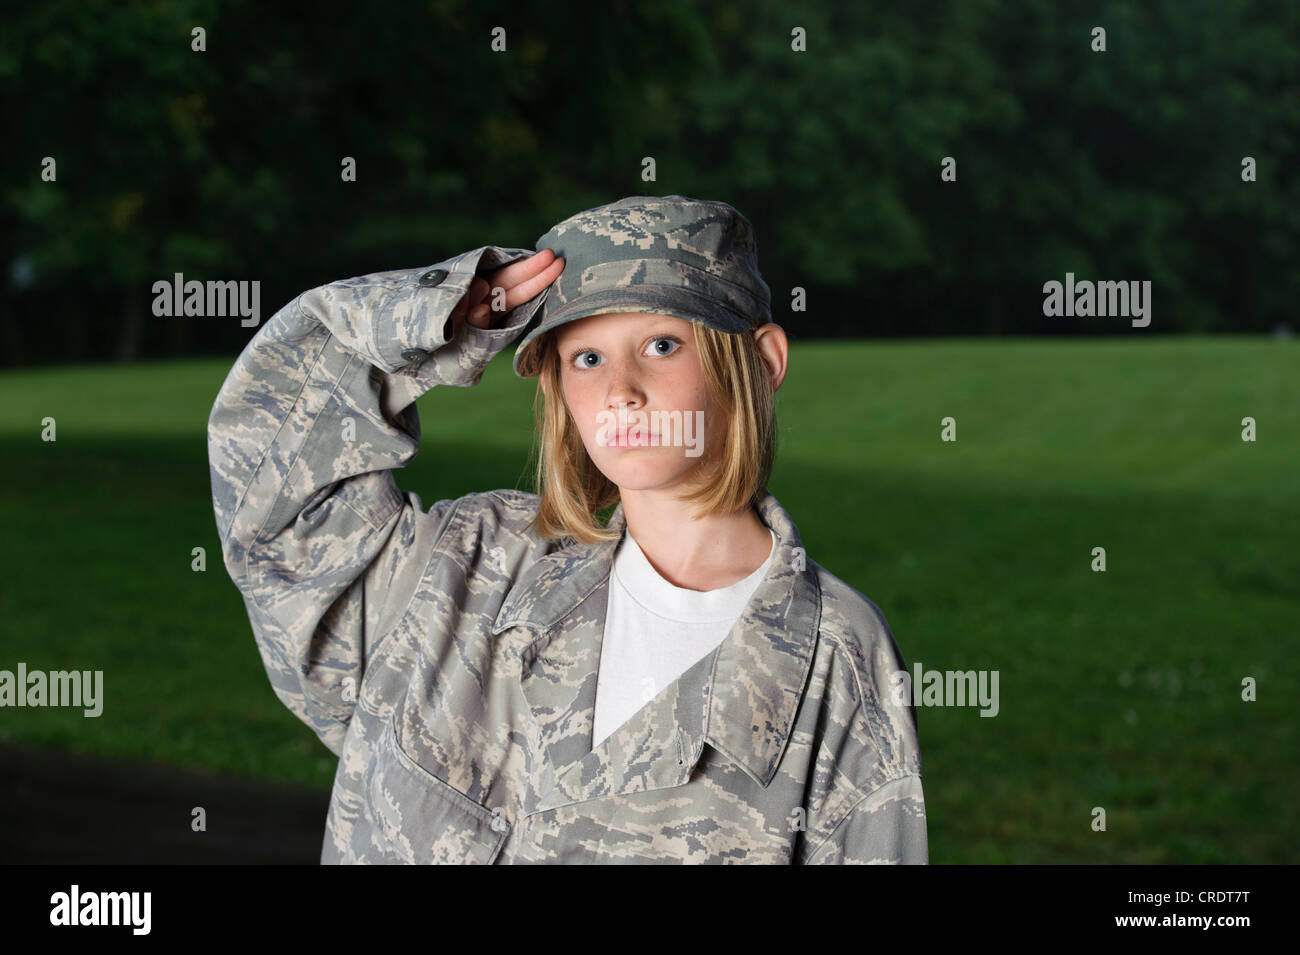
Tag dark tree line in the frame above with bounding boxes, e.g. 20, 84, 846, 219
2, 0, 1295, 367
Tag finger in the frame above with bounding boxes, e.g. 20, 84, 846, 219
464, 274, 492, 310
495, 255, 565, 314
490, 248, 558, 290
448, 275, 490, 330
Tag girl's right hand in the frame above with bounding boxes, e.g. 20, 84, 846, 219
449, 249, 566, 334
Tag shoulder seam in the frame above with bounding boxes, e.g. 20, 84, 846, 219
803, 772, 924, 863
823, 629, 894, 788
428, 492, 471, 561
486, 488, 535, 504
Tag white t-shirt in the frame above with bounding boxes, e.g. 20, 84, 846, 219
591, 526, 778, 748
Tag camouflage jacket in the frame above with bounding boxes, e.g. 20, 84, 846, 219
207, 245, 928, 864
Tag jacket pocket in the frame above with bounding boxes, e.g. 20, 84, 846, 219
361, 714, 509, 864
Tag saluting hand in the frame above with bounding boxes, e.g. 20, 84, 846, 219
449, 249, 566, 334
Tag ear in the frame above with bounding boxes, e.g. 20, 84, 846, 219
752, 324, 789, 391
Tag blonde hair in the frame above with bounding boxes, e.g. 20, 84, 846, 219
524, 319, 776, 544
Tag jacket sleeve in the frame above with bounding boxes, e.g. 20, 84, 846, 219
207, 246, 547, 756
805, 774, 929, 864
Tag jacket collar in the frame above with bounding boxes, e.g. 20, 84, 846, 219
493, 490, 821, 801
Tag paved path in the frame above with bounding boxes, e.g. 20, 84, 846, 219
0, 741, 330, 864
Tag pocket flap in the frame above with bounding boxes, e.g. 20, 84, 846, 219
364, 716, 509, 864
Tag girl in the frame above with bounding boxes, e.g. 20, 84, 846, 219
208, 194, 927, 864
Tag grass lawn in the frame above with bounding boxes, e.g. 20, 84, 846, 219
0, 334, 1295, 863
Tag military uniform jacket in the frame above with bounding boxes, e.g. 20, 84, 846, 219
207, 245, 929, 864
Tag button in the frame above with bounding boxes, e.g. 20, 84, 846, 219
400, 347, 429, 363
418, 268, 449, 287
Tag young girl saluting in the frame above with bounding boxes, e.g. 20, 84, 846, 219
208, 194, 928, 864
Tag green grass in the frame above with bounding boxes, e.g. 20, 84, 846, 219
0, 335, 1295, 863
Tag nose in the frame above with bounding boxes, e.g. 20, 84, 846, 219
603, 356, 646, 411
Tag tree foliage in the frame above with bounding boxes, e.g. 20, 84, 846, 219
1, 0, 1294, 364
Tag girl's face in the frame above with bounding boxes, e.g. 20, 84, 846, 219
548, 312, 724, 493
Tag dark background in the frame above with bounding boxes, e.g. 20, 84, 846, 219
2, 0, 1296, 368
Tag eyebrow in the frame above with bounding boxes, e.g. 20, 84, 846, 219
560, 323, 685, 348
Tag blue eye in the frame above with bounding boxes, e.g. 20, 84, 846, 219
567, 336, 682, 369
646, 336, 681, 357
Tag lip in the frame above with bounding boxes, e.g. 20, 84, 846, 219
607, 430, 659, 448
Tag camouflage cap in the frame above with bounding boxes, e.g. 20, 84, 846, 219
512, 194, 772, 377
